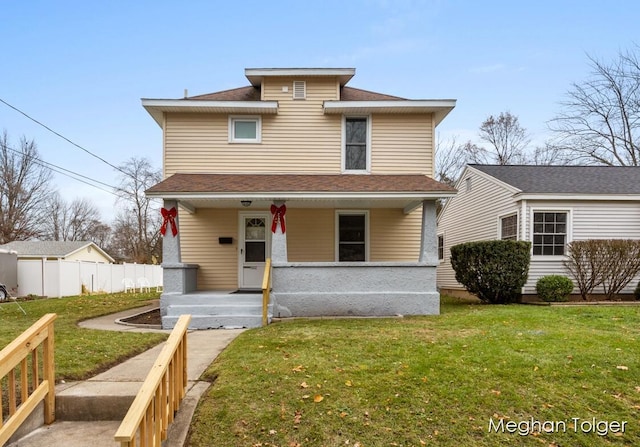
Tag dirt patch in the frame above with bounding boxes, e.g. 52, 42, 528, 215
121, 308, 162, 325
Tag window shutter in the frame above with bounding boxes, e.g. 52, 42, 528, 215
293, 81, 306, 99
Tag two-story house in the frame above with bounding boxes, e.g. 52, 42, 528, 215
143, 68, 456, 329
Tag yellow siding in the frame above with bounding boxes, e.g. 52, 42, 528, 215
179, 209, 238, 290
370, 208, 422, 261
66, 247, 112, 263
164, 77, 342, 176
178, 207, 423, 288
286, 209, 334, 262
371, 114, 433, 175
164, 76, 436, 176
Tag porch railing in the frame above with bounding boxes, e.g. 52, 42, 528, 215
262, 258, 272, 326
114, 314, 191, 447
0, 313, 57, 446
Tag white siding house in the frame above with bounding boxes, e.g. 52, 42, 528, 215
437, 165, 640, 296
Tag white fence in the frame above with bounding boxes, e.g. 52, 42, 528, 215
16, 259, 163, 298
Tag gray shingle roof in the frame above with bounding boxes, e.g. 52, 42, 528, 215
0, 241, 102, 258
471, 165, 640, 195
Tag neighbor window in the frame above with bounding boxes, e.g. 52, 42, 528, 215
344, 117, 369, 172
337, 212, 368, 261
500, 214, 518, 241
532, 212, 567, 256
229, 116, 261, 143
438, 234, 444, 261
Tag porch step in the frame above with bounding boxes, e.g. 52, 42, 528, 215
163, 314, 266, 330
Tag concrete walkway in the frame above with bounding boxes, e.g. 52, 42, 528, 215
6, 304, 245, 447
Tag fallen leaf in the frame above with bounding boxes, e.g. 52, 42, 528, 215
294, 410, 302, 425
617, 365, 629, 370
534, 366, 539, 371
314, 394, 324, 403
491, 389, 501, 396
300, 382, 309, 388
635, 386, 640, 392
292, 365, 304, 372
269, 429, 277, 435
345, 380, 353, 387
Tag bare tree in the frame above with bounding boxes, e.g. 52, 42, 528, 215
549, 46, 640, 166
530, 142, 572, 166
435, 136, 466, 186
43, 193, 109, 242
0, 131, 53, 243
466, 112, 531, 165
112, 157, 162, 263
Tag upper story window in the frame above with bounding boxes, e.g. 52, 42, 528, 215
229, 116, 261, 143
500, 214, 518, 241
343, 116, 370, 173
532, 211, 568, 256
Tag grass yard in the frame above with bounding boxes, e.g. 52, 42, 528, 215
0, 292, 167, 381
190, 297, 640, 447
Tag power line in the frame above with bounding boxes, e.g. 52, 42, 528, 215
2, 143, 120, 197
0, 97, 130, 176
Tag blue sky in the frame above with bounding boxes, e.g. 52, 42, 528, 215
1, 0, 638, 220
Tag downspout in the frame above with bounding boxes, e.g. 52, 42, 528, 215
521, 199, 528, 295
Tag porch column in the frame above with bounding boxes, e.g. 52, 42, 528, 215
270, 200, 288, 263
418, 200, 438, 264
162, 199, 181, 263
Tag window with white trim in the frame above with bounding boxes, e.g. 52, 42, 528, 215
343, 117, 369, 172
532, 212, 567, 256
500, 214, 518, 241
229, 116, 261, 143
337, 211, 368, 261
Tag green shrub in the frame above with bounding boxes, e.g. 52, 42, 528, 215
450, 240, 531, 304
536, 275, 574, 302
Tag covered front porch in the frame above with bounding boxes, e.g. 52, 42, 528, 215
149, 174, 455, 329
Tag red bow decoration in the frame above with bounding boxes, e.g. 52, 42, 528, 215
270, 204, 286, 233
160, 207, 178, 237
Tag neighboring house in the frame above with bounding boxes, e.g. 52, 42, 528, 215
0, 241, 115, 263
143, 67, 456, 328
437, 164, 640, 296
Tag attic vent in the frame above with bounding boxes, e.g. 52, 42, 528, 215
293, 81, 306, 99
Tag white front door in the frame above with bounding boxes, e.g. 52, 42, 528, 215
239, 213, 270, 289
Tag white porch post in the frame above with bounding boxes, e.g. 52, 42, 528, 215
418, 200, 438, 264
162, 199, 181, 264
270, 200, 288, 263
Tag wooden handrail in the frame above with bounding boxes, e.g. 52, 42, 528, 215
114, 314, 191, 447
262, 258, 272, 326
0, 313, 57, 446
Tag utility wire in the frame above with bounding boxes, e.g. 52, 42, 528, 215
3, 143, 120, 197
0, 97, 130, 176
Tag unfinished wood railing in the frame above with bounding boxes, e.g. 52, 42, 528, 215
114, 314, 191, 447
0, 313, 57, 446
262, 257, 272, 326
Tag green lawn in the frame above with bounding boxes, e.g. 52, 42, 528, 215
190, 297, 640, 446
0, 292, 167, 381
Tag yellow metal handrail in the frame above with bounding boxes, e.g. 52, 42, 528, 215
114, 314, 191, 447
262, 258, 272, 326
0, 313, 57, 446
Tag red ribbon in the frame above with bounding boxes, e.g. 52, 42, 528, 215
160, 207, 178, 237
270, 204, 286, 233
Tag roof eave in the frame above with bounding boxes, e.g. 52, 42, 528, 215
515, 192, 640, 201
323, 100, 456, 125
245, 68, 356, 87
141, 99, 279, 126
147, 191, 456, 200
